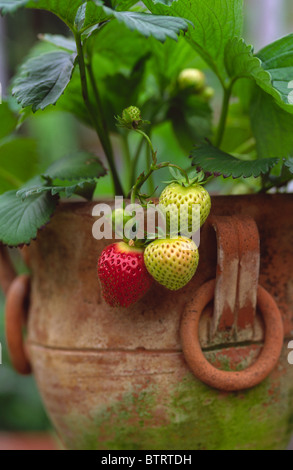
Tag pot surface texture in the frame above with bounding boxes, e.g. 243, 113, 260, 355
25, 195, 293, 450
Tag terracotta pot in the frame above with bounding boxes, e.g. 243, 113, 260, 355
3, 194, 293, 450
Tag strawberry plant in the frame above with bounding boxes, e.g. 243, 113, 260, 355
0, 0, 293, 252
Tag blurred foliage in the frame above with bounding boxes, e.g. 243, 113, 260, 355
0, 17, 218, 199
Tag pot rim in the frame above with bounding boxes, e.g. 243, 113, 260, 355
57, 192, 293, 212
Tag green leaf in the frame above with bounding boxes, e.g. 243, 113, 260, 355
257, 34, 293, 110
12, 51, 77, 112
0, 101, 18, 139
231, 36, 293, 159
249, 87, 293, 159
38, 34, 77, 52
74, 1, 108, 32
16, 152, 106, 201
284, 157, 293, 174
191, 141, 279, 178
225, 38, 268, 83
0, 189, 58, 246
98, 5, 190, 42
17, 179, 97, 200
74, 2, 88, 30
112, 0, 138, 10
149, 0, 175, 5
89, 17, 151, 70
143, 0, 244, 82
0, 0, 106, 31
42, 151, 106, 181
0, 138, 38, 194
225, 37, 293, 113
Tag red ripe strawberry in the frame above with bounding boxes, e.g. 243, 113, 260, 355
97, 242, 153, 308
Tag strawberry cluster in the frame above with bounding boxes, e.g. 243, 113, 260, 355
97, 181, 211, 308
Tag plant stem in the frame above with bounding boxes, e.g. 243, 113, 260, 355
131, 167, 154, 205
129, 137, 145, 189
214, 83, 233, 148
86, 59, 112, 155
135, 129, 156, 163
130, 162, 189, 205
74, 33, 124, 196
146, 140, 155, 195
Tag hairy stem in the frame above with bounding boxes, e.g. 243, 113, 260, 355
130, 162, 189, 205
75, 33, 124, 196
135, 129, 156, 162
146, 140, 155, 195
86, 60, 113, 156
130, 167, 154, 205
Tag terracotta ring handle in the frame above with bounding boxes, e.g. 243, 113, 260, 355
181, 279, 284, 392
5, 274, 32, 375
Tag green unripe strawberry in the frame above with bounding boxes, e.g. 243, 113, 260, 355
121, 106, 142, 129
122, 106, 141, 122
178, 68, 206, 93
202, 86, 215, 101
144, 237, 199, 291
159, 182, 211, 235
116, 106, 149, 130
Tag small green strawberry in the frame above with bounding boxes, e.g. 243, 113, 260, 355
116, 106, 149, 130
202, 86, 215, 101
178, 68, 206, 93
122, 106, 142, 123
144, 237, 199, 291
159, 181, 211, 235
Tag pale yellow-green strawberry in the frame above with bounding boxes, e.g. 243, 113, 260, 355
178, 68, 206, 93
144, 237, 199, 291
159, 182, 211, 235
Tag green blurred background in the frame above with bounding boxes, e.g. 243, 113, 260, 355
0, 0, 293, 433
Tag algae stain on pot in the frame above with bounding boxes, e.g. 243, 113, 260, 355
170, 376, 292, 450
61, 372, 292, 450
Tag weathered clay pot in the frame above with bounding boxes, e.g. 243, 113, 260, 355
4, 195, 293, 450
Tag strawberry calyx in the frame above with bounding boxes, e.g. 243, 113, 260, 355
163, 167, 208, 188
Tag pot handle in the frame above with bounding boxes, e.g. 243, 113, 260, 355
5, 274, 32, 375
181, 279, 284, 392
0, 246, 32, 375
